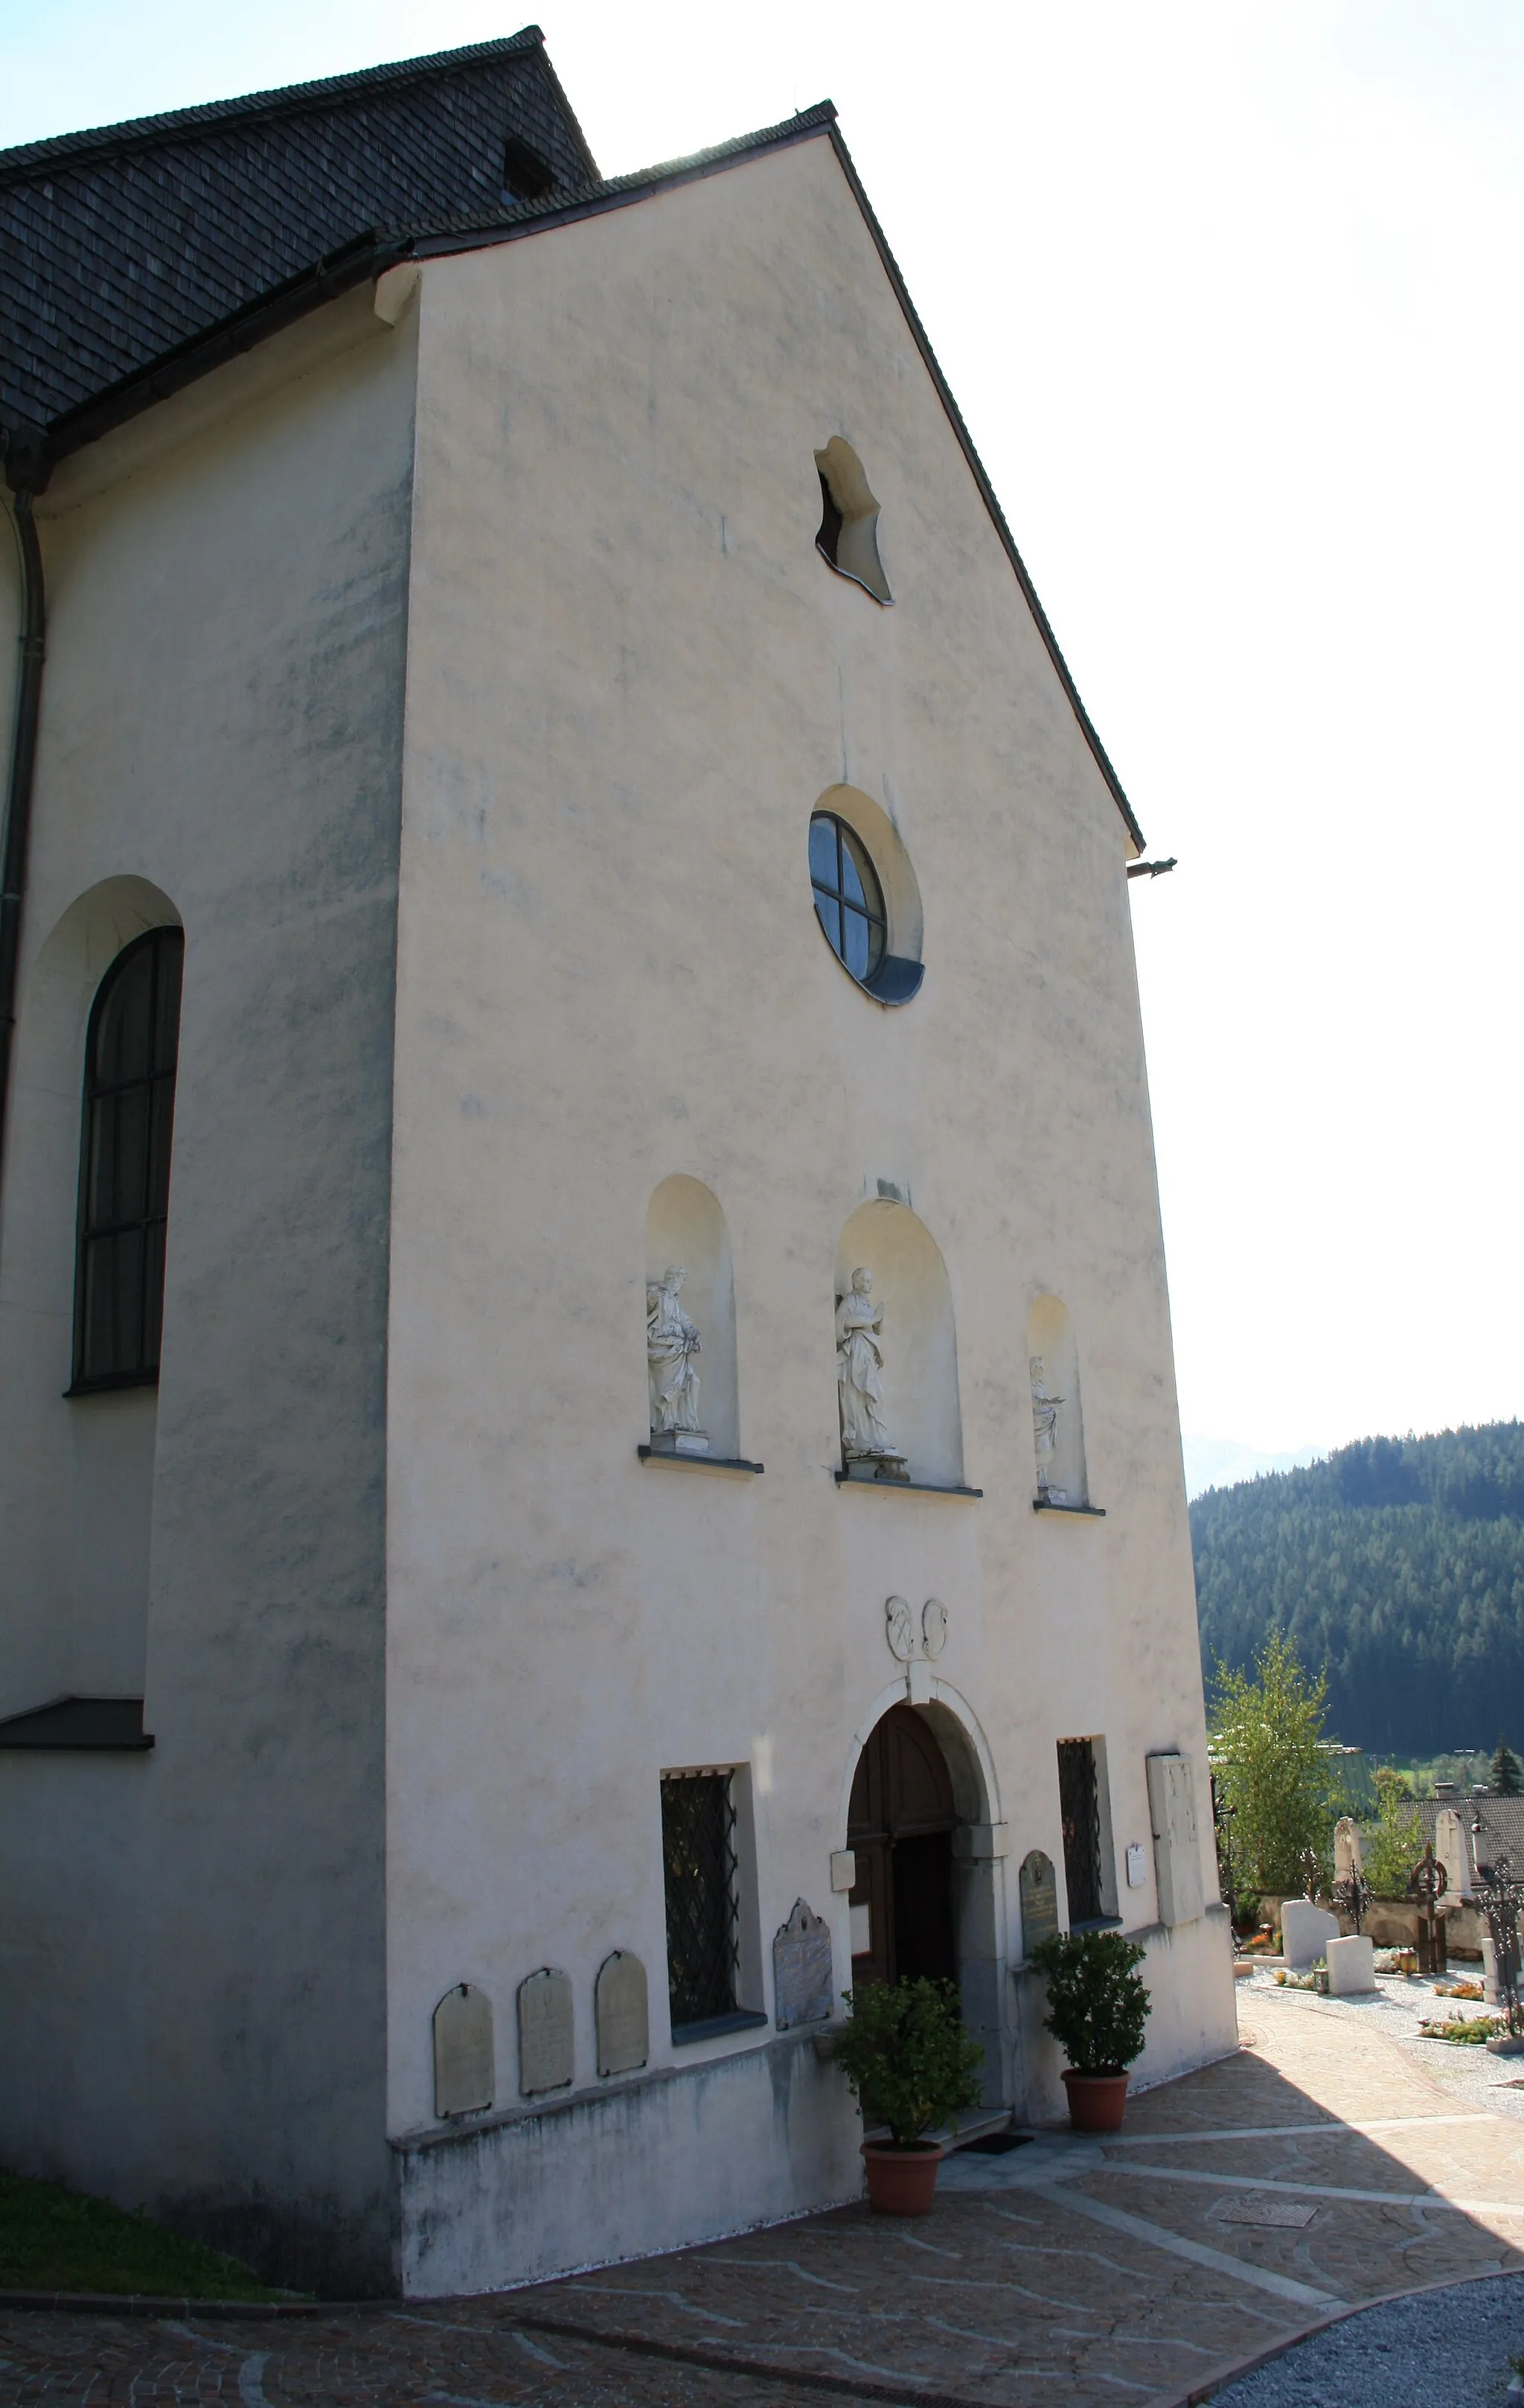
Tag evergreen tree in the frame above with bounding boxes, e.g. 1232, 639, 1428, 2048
1491, 1737, 1523, 1795
1192, 1420, 1524, 1754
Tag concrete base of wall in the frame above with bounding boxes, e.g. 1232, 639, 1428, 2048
394, 2030, 863, 2296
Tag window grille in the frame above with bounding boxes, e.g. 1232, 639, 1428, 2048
1057, 1737, 1104, 1924
661, 1769, 739, 2030
810, 813, 887, 985
72, 927, 184, 1391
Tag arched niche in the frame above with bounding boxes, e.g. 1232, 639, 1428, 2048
834, 1199, 961, 1487
1027, 1294, 1088, 1506
645, 1176, 739, 1460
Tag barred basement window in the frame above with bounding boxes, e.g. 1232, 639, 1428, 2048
71, 926, 184, 1393
661, 1769, 739, 2032
1057, 1737, 1104, 1926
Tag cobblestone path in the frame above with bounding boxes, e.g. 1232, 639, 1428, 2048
6, 1984, 1524, 2405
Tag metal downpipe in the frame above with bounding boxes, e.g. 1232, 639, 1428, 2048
0, 483, 45, 1178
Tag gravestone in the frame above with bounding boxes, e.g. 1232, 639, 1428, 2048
517, 1967, 574, 2096
433, 1983, 493, 2118
1281, 1899, 1339, 1970
1019, 1850, 1060, 1955
1146, 1752, 1205, 1927
1334, 1815, 1363, 1886
595, 1950, 649, 2077
1435, 1807, 1473, 1901
773, 1898, 833, 2028
1325, 1933, 1376, 1996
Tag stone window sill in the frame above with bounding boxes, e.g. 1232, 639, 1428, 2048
0, 1696, 153, 1751
836, 1473, 982, 1498
1032, 1498, 1106, 1516
638, 1447, 763, 1476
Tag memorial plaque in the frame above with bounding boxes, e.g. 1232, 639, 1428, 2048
433, 1983, 493, 2118
773, 1897, 834, 2029
1019, 1850, 1060, 1955
517, 1967, 574, 2097
595, 1949, 649, 2077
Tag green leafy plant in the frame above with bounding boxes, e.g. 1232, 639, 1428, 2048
1418, 2013, 1499, 2045
1030, 1932, 1150, 2075
1209, 1632, 1341, 1898
834, 1978, 984, 2148
1363, 1765, 1425, 1896
1493, 1736, 1523, 1796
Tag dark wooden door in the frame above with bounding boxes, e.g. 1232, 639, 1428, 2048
847, 1705, 958, 1987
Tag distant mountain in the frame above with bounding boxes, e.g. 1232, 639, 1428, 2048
1182, 1434, 1321, 1501
1191, 1422, 1524, 1756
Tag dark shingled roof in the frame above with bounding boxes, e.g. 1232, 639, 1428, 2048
0, 45, 1144, 847
0, 28, 598, 459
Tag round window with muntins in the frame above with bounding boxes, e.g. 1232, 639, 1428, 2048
810, 813, 886, 985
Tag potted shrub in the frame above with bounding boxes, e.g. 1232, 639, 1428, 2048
1030, 1931, 1150, 2132
835, 1976, 984, 2214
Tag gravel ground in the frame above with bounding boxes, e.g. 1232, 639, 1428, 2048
1237, 1965, 1524, 2118
1212, 2271, 1524, 2407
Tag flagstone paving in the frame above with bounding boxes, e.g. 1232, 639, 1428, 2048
6, 1980, 1524, 2405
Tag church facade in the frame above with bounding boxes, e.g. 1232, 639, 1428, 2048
0, 34, 1236, 2296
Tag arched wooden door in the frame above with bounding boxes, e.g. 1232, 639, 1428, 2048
847, 1705, 958, 1987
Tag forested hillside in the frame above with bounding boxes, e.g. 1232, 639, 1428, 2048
1191, 1423, 1524, 1754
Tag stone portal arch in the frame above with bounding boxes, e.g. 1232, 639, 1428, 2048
840, 1682, 1008, 2109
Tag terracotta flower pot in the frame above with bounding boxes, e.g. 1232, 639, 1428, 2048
860, 2139, 944, 2214
1061, 2069, 1129, 2132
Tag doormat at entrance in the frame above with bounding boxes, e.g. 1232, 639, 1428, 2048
1216, 2196, 1316, 2229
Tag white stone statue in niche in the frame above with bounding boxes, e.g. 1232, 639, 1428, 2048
1030, 1355, 1066, 1501
836, 1268, 907, 1481
647, 1268, 708, 1454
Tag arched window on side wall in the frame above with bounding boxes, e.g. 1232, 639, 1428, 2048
71, 927, 184, 1392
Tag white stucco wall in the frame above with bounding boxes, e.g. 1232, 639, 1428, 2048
382, 130, 1233, 2289
0, 290, 419, 2293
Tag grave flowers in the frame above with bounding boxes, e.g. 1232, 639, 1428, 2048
1030, 1931, 1151, 2131
835, 1977, 984, 2215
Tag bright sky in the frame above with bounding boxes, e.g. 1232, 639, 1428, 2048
5, 1, 1522, 1459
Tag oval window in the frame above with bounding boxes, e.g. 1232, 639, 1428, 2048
810, 813, 886, 985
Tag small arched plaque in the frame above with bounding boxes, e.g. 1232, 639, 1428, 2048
773, 1898, 833, 2029
433, 1983, 493, 2118
595, 1949, 649, 2077
517, 1967, 574, 2097
1019, 1850, 1060, 1957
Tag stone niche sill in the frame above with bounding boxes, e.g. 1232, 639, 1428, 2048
637, 1446, 763, 1476
835, 1472, 982, 1498
0, 1696, 154, 1751
1031, 1498, 1106, 1517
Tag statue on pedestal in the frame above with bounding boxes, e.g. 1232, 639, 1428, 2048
1030, 1355, 1066, 1500
647, 1268, 707, 1453
836, 1268, 907, 1480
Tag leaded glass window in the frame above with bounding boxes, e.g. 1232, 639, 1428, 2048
661, 1769, 739, 2031
1057, 1737, 1104, 1926
810, 813, 886, 986
72, 927, 183, 1391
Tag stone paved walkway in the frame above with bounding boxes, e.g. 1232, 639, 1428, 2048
6, 1983, 1524, 2405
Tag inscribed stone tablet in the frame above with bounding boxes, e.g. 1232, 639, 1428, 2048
517, 1967, 574, 2097
595, 1950, 648, 2076
433, 1984, 493, 2118
1019, 1850, 1060, 1955
773, 1898, 834, 2029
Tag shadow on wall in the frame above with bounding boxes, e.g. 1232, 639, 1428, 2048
645, 1175, 739, 1461
835, 1199, 961, 1487
1028, 1294, 1087, 1506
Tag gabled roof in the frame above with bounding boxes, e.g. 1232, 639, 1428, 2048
0, 42, 1141, 846
0, 28, 597, 460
